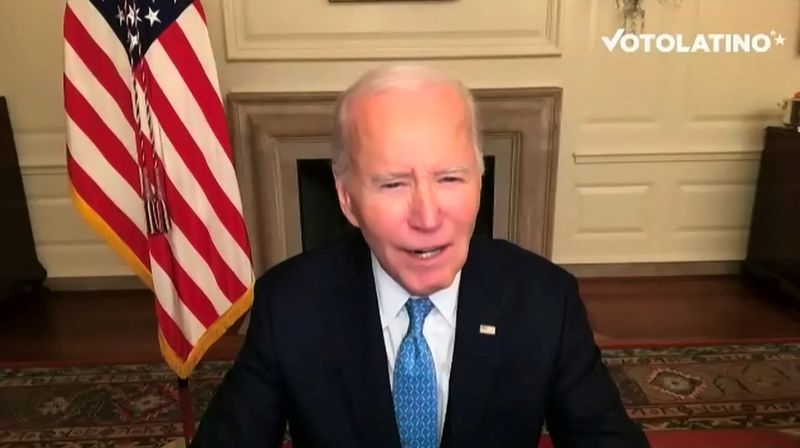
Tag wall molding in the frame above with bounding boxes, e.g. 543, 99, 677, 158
563, 261, 742, 278
20, 164, 66, 176
13, 132, 69, 175
574, 149, 762, 164
46, 276, 149, 291
222, 0, 562, 60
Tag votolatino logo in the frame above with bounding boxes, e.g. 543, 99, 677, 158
602, 29, 786, 53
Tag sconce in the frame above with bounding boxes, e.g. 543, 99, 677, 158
616, 0, 684, 34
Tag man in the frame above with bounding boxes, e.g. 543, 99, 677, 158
191, 65, 649, 448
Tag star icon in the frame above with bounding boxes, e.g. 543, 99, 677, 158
128, 31, 140, 52
775, 34, 786, 46
770, 29, 777, 37
116, 5, 125, 26
126, 5, 141, 26
145, 7, 161, 26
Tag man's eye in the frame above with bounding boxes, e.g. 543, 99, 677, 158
381, 182, 405, 189
440, 176, 464, 183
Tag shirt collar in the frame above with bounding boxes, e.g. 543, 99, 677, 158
372, 252, 460, 329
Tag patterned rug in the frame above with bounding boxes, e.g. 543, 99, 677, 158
1, 343, 799, 447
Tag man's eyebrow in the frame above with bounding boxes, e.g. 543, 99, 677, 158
370, 172, 413, 183
435, 166, 469, 175
369, 167, 470, 184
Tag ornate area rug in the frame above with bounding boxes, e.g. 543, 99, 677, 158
604, 343, 800, 432
1, 343, 799, 447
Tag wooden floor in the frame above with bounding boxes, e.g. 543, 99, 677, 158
581, 275, 800, 347
1, 275, 799, 365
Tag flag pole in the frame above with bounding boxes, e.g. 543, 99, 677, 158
178, 377, 195, 445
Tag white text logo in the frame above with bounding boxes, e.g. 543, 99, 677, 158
602, 29, 786, 53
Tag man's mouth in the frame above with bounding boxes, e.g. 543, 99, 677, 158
408, 246, 446, 259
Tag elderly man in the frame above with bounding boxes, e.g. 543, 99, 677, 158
191, 65, 649, 448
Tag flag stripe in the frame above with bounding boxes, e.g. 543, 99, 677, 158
65, 78, 142, 195
170, 225, 236, 314
66, 0, 131, 86
162, 171, 248, 301
176, 5, 220, 98
151, 259, 206, 346
64, 6, 135, 131
66, 152, 150, 267
154, 132, 252, 291
154, 293, 194, 360
150, 235, 220, 328
134, 129, 249, 310
143, 42, 242, 214
192, 0, 207, 23
137, 62, 251, 257
65, 115, 144, 230
65, 43, 137, 163
141, 89, 253, 292
142, 40, 241, 210
159, 23, 230, 159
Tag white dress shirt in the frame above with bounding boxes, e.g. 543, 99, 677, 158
371, 252, 460, 440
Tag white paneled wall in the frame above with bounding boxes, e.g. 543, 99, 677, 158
556, 0, 797, 263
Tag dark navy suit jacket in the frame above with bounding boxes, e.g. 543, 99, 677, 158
192, 232, 649, 447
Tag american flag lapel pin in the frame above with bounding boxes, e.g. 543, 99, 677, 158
479, 324, 496, 336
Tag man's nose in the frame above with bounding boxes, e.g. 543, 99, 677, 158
408, 182, 442, 231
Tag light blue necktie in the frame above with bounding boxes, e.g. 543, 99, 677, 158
392, 297, 438, 448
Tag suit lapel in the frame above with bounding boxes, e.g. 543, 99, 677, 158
441, 237, 505, 448
328, 233, 401, 448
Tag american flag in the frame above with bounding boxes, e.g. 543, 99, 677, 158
63, 0, 254, 378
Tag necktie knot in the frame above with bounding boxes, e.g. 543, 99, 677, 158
405, 297, 433, 336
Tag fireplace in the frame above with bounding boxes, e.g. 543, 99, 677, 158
228, 89, 561, 276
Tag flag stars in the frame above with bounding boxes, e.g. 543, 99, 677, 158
127, 31, 140, 52
126, 4, 141, 26
116, 6, 125, 26
145, 7, 161, 26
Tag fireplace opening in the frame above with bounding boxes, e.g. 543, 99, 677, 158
296, 157, 497, 252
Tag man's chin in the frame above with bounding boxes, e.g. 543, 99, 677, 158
401, 272, 457, 297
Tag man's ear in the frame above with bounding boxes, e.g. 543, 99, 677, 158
334, 173, 360, 228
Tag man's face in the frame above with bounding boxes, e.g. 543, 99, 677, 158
335, 84, 481, 297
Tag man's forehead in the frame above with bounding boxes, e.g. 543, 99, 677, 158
349, 83, 466, 117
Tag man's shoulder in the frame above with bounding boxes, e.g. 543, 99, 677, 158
468, 237, 578, 308
471, 236, 573, 285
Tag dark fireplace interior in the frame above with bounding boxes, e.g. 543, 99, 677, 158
297, 156, 496, 252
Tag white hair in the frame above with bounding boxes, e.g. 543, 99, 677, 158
331, 64, 484, 177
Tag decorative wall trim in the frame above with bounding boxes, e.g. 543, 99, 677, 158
574, 149, 762, 164
13, 131, 66, 168
46, 276, 149, 291
563, 261, 742, 278
20, 165, 66, 176
222, 0, 562, 60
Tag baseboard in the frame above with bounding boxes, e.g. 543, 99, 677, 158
562, 261, 742, 278
46, 276, 148, 291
